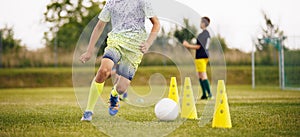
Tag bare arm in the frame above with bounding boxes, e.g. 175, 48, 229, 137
140, 16, 160, 53
80, 20, 107, 63
86, 20, 107, 53
183, 40, 201, 50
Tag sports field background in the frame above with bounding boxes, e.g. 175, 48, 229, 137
0, 66, 290, 88
0, 66, 299, 136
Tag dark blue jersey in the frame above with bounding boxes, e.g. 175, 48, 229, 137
196, 30, 210, 59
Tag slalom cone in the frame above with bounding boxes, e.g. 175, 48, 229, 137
181, 77, 198, 119
214, 80, 226, 111
212, 80, 232, 128
168, 77, 179, 104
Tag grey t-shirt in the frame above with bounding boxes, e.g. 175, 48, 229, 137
196, 30, 210, 59
98, 0, 155, 36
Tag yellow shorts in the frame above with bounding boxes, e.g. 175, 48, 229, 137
194, 59, 209, 72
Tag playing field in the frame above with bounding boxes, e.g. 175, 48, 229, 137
0, 86, 299, 137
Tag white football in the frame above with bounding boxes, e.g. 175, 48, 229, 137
154, 98, 179, 121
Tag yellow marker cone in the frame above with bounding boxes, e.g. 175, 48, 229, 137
214, 80, 226, 111
181, 77, 198, 119
168, 77, 179, 104
212, 80, 232, 128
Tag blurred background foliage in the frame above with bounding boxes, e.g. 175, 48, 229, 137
44, 0, 107, 51
0, 26, 23, 53
0, 0, 299, 68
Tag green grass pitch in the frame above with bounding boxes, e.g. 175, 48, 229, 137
0, 86, 299, 137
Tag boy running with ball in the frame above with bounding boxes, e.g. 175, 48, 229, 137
79, 0, 160, 121
182, 17, 212, 100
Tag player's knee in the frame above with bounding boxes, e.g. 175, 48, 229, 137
95, 68, 110, 83
95, 76, 105, 83
100, 68, 111, 76
116, 83, 129, 95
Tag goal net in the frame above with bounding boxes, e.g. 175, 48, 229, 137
284, 36, 300, 90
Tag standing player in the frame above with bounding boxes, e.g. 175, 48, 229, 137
182, 17, 212, 100
79, 0, 160, 121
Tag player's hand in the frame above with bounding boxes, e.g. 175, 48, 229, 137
183, 40, 189, 47
140, 42, 150, 54
79, 51, 92, 64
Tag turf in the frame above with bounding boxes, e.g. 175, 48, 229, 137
0, 86, 299, 137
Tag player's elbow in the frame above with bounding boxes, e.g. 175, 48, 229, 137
153, 22, 160, 33
151, 17, 161, 32
155, 21, 161, 30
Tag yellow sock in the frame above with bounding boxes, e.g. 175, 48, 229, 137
86, 80, 104, 112
95, 81, 105, 94
111, 86, 119, 97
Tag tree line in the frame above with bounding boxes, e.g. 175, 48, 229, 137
0, 0, 298, 68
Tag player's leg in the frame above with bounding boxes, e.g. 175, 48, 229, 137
121, 92, 128, 101
111, 68, 128, 101
108, 63, 133, 116
115, 75, 129, 102
200, 72, 212, 98
108, 47, 143, 116
200, 59, 212, 99
81, 79, 99, 121
109, 75, 131, 116
111, 66, 119, 85
198, 72, 207, 99
195, 59, 207, 99
81, 47, 120, 121
111, 76, 131, 97
107, 33, 144, 115
95, 59, 115, 83
81, 59, 114, 121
